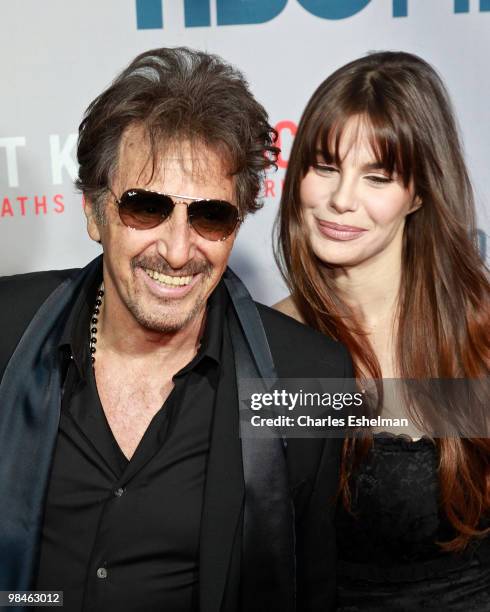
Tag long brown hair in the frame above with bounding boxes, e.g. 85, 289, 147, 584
275, 51, 490, 550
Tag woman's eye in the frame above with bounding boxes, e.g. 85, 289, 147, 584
313, 163, 338, 176
365, 174, 393, 185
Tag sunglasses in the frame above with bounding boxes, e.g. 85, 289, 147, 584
110, 187, 242, 241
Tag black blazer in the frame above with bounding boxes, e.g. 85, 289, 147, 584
0, 268, 352, 611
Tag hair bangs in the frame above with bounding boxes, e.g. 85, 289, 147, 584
303, 109, 415, 188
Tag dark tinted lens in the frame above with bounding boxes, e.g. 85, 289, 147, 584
118, 189, 173, 229
188, 200, 239, 241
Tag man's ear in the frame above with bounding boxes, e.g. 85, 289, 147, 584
83, 195, 102, 243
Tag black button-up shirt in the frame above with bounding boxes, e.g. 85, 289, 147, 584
35, 274, 228, 612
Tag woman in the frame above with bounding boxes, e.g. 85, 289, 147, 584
274, 51, 490, 610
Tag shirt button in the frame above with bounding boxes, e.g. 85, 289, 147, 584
96, 567, 107, 579
114, 487, 124, 497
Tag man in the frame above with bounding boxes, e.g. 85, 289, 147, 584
0, 48, 352, 611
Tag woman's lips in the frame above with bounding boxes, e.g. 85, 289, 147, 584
316, 219, 367, 241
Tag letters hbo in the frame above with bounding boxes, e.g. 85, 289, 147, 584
136, 0, 490, 29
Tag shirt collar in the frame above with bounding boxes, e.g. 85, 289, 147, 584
180, 279, 227, 371
58, 265, 103, 379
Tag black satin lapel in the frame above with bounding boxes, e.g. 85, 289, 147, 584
223, 268, 276, 379
228, 312, 296, 611
199, 325, 245, 612
224, 268, 296, 612
0, 256, 102, 591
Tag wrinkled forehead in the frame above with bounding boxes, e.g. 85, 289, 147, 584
115, 123, 233, 188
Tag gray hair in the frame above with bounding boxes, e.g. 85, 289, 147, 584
76, 47, 279, 223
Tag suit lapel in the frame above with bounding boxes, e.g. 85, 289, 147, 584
0, 257, 102, 592
200, 269, 296, 612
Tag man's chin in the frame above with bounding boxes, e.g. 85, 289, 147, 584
129, 301, 205, 335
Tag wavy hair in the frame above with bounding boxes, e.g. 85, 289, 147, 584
76, 47, 278, 221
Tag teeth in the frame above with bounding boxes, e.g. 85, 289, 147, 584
144, 268, 194, 286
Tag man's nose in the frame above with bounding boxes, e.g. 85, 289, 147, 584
156, 204, 196, 268
329, 175, 359, 213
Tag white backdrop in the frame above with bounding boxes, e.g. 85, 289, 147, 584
1, 0, 489, 304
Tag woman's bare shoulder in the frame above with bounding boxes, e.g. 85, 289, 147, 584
272, 295, 305, 323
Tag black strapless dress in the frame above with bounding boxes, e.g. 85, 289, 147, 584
335, 434, 490, 611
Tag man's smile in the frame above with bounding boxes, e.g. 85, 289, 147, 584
144, 268, 194, 286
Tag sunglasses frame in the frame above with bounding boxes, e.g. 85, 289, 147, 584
109, 187, 242, 242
